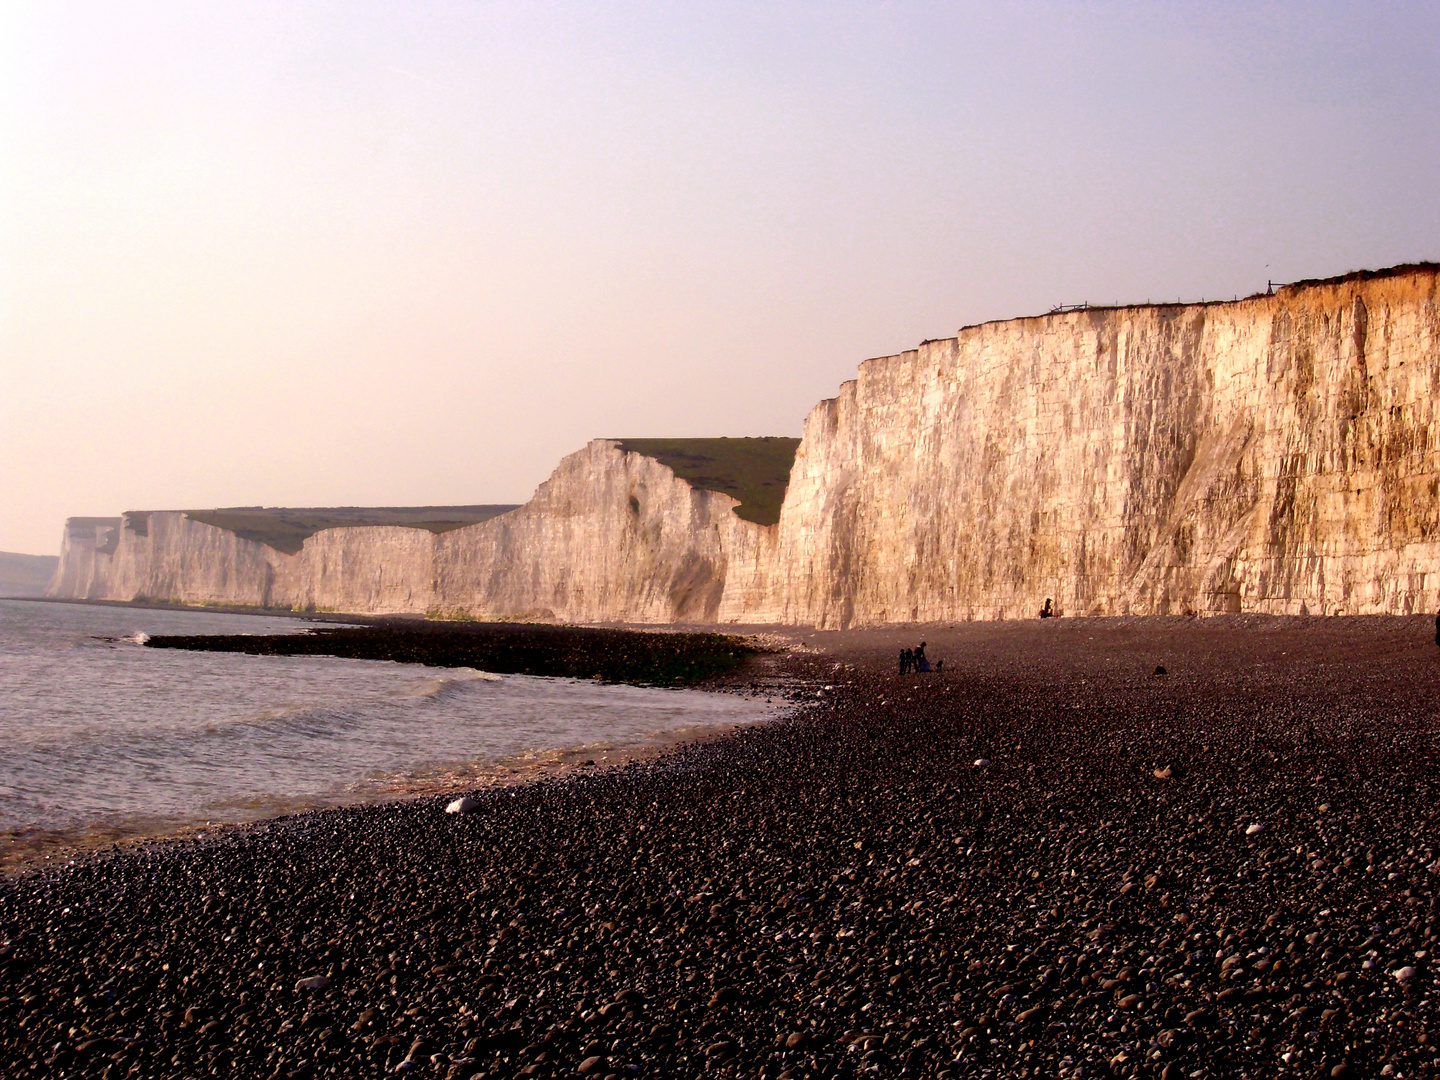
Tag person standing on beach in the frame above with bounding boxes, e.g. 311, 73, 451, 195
899, 648, 910, 674
1435, 610, 1439, 647
914, 642, 930, 673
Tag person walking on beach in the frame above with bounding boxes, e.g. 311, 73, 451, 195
1434, 609, 1439, 648
899, 648, 911, 674
914, 641, 931, 673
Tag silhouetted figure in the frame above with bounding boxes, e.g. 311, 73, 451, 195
1039, 598, 1054, 619
1435, 610, 1439, 647
899, 648, 912, 674
935, 659, 944, 673
914, 641, 931, 673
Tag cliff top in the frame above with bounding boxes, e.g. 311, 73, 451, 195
935, 260, 1440, 341
183, 505, 521, 555
614, 437, 801, 526
1279, 260, 1439, 292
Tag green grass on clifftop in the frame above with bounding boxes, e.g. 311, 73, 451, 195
614, 437, 801, 526
184, 506, 521, 555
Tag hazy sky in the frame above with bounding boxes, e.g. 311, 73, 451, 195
3, 2, 1438, 554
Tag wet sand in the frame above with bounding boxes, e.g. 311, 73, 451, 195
3, 615, 1439, 1079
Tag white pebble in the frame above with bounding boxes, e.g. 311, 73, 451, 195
295, 975, 330, 991
973, 758, 991, 767
1245, 823, 1266, 835
1393, 966, 1417, 982
446, 796, 480, 815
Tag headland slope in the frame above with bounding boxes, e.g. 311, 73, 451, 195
0, 552, 59, 597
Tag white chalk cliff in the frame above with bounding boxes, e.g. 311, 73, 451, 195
49, 266, 1440, 626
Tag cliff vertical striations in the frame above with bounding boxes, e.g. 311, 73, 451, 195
761, 267, 1440, 625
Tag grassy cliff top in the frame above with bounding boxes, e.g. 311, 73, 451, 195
614, 437, 801, 526
184, 506, 520, 555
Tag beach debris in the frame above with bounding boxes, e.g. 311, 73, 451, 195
445, 796, 480, 815
1152, 766, 1173, 780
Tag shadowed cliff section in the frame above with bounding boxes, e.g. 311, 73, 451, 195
614, 437, 801, 526
183, 505, 521, 555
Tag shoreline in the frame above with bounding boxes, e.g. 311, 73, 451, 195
5, 617, 1440, 1078
0, 620, 809, 877
0, 702, 796, 879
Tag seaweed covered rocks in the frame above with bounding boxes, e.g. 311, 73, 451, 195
144, 621, 762, 687
3, 616, 1440, 1079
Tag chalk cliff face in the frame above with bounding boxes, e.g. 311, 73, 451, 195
48, 266, 1440, 626
760, 269, 1440, 625
433, 440, 771, 623
48, 441, 776, 623
50, 518, 123, 600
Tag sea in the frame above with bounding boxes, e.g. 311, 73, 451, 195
0, 599, 781, 868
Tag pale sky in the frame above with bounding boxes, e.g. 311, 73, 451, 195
2, 1, 1438, 555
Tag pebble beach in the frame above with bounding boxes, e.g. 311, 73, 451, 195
3, 615, 1439, 1079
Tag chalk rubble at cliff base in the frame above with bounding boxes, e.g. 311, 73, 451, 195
3, 618, 1440, 1079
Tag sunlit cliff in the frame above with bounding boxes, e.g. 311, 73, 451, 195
50, 265, 1440, 627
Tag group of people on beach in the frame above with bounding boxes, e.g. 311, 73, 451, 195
898, 641, 941, 674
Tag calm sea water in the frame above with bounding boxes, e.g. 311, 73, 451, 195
0, 600, 779, 863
